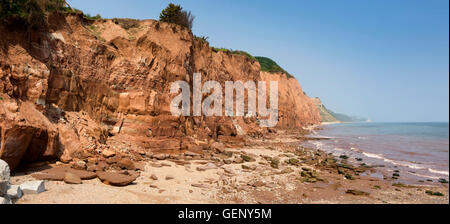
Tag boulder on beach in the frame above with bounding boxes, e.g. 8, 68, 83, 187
0, 196, 12, 204
7, 185, 23, 199
20, 181, 46, 194
31, 166, 97, 181
64, 172, 82, 184
0, 159, 11, 196
97, 171, 137, 186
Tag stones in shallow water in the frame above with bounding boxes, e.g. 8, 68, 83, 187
20, 181, 45, 194
425, 190, 444, 196
438, 178, 449, 184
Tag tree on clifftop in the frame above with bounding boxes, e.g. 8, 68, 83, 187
159, 3, 195, 30
0, 0, 68, 26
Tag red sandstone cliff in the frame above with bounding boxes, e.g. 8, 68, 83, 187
0, 13, 320, 170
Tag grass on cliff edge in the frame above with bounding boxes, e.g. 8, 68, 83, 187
211, 47, 256, 62
255, 56, 294, 79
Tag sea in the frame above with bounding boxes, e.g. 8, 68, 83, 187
303, 122, 449, 184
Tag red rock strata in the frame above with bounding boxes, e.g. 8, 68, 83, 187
0, 13, 320, 172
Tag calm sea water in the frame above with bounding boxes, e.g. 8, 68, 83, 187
305, 122, 449, 183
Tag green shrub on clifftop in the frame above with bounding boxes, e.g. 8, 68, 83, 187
255, 56, 293, 78
159, 3, 194, 30
211, 47, 256, 62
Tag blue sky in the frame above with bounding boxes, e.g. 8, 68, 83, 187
67, 0, 449, 122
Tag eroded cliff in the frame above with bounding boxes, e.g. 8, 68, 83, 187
0, 13, 320, 171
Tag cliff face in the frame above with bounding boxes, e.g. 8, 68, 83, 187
311, 98, 339, 123
260, 72, 321, 127
0, 13, 320, 170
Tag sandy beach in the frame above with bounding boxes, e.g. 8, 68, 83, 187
10, 130, 448, 204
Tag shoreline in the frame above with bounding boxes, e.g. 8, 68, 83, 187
10, 130, 449, 204
307, 122, 449, 185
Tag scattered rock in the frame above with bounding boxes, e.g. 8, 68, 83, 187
346, 189, 370, 196
150, 174, 158, 180
210, 142, 225, 153
0, 196, 11, 204
301, 167, 311, 171
438, 178, 449, 184
270, 159, 280, 169
101, 149, 116, 158
223, 168, 235, 174
233, 157, 244, 164
6, 185, 23, 199
286, 158, 299, 166
64, 172, 82, 184
0, 181, 8, 197
197, 163, 217, 171
248, 180, 265, 187
0, 159, 10, 195
240, 155, 255, 162
153, 154, 167, 160
165, 175, 174, 180
72, 160, 87, 170
425, 190, 444, 196
20, 181, 46, 194
191, 183, 207, 188
117, 158, 136, 170
242, 164, 256, 170
280, 168, 294, 174
97, 171, 136, 186
31, 167, 97, 181
222, 186, 234, 193
345, 174, 355, 180
300, 170, 326, 183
